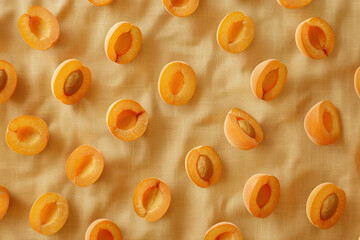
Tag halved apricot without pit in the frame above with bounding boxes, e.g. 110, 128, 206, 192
306, 183, 346, 229
133, 178, 171, 222
0, 60, 17, 104
162, 0, 199, 17
224, 108, 263, 150
66, 145, 104, 187
277, 0, 312, 9
304, 101, 341, 145
243, 174, 280, 218
105, 22, 142, 64
204, 222, 243, 240
106, 99, 148, 141
18, 6, 60, 50
51, 59, 91, 105
88, 0, 113, 6
0, 185, 9, 220
185, 146, 222, 188
354, 66, 360, 98
158, 61, 196, 106
29, 192, 69, 235
251, 59, 287, 101
6, 115, 49, 155
85, 219, 122, 240
217, 11, 255, 54
295, 17, 334, 60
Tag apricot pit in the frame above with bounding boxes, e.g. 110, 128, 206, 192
162, 0, 199, 17
85, 219, 122, 240
0, 60, 17, 104
204, 222, 243, 240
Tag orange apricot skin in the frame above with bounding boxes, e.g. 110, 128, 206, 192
88, 0, 113, 6
354, 66, 360, 98
0, 60, 17, 104
306, 183, 346, 229
162, 0, 199, 17
85, 219, 122, 240
277, 0, 312, 9
304, 101, 341, 145
204, 222, 243, 240
0, 186, 9, 220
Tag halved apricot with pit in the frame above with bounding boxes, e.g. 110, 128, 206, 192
51, 59, 91, 105
85, 219, 122, 240
106, 99, 148, 141
66, 145, 104, 187
0, 185, 9, 220
185, 146, 222, 188
6, 115, 49, 155
29, 192, 69, 235
18, 6, 60, 50
306, 183, 346, 229
295, 17, 334, 60
354, 66, 360, 98
217, 11, 255, 54
158, 61, 196, 106
243, 174, 280, 218
88, 0, 113, 6
0, 60, 17, 104
304, 101, 341, 145
224, 108, 263, 150
204, 222, 243, 240
105, 22, 142, 64
251, 59, 287, 101
162, 0, 199, 17
133, 178, 171, 222
277, 0, 312, 9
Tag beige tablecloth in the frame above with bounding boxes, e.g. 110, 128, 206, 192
0, 0, 359, 239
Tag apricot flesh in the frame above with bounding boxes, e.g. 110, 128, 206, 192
85, 219, 122, 240
0, 186, 9, 220
18, 6, 60, 50
204, 222, 243, 240
277, 0, 312, 9
88, 0, 113, 6
185, 146, 222, 188
353, 66, 360, 98
158, 61, 196, 106
217, 11, 255, 54
0, 60, 17, 104
133, 178, 171, 222
29, 192, 69, 235
162, 0, 199, 17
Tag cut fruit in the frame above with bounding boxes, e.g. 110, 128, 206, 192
224, 108, 263, 150
306, 183, 346, 229
133, 178, 171, 222
250, 59, 287, 101
277, 0, 312, 9
185, 146, 222, 188
217, 11, 255, 54
158, 61, 196, 106
18, 6, 60, 50
106, 99, 148, 141
162, 0, 199, 17
29, 192, 68, 235
243, 174, 280, 218
51, 59, 91, 105
6, 115, 49, 155
66, 145, 104, 187
204, 222, 243, 240
0, 185, 9, 220
354, 66, 360, 98
0, 60, 17, 104
85, 219, 122, 240
295, 17, 334, 60
88, 0, 113, 6
304, 101, 341, 145
105, 22, 142, 64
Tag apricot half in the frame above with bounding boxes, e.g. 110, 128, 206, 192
306, 183, 346, 229
251, 59, 287, 101
106, 99, 148, 141
51, 59, 91, 105
224, 108, 263, 150
158, 61, 196, 106
66, 145, 104, 187
85, 219, 122, 240
18, 6, 60, 50
0, 185, 9, 220
185, 146, 222, 188
88, 0, 113, 6
0, 60, 17, 104
295, 17, 334, 60
354, 66, 360, 98
133, 178, 171, 222
6, 115, 49, 155
204, 222, 243, 240
162, 0, 199, 17
243, 174, 280, 218
29, 192, 69, 235
217, 11, 255, 54
105, 22, 142, 64
304, 101, 341, 145
277, 0, 312, 9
